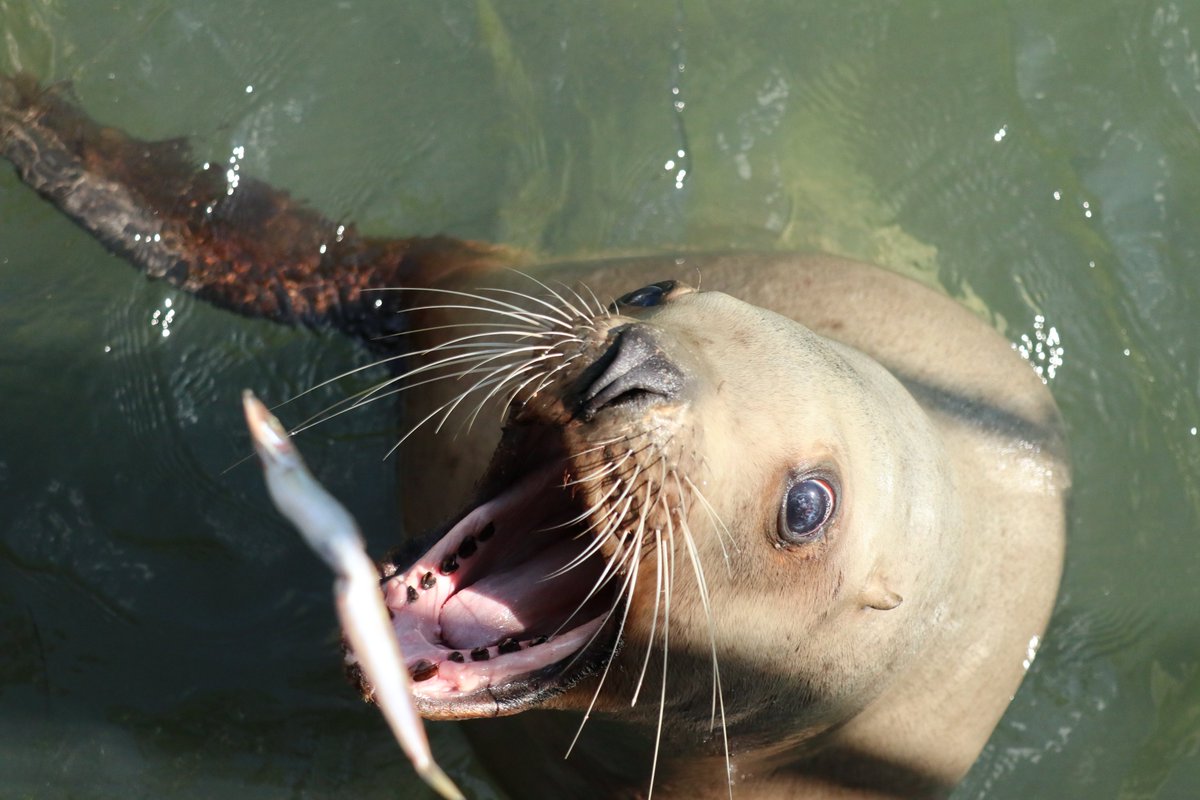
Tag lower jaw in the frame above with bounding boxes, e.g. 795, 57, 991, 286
410, 612, 623, 719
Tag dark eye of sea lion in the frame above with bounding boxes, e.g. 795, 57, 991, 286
780, 478, 835, 545
614, 280, 678, 308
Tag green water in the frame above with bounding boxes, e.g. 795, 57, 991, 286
1, 1, 1198, 797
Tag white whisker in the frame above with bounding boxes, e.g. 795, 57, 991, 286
647, 513, 675, 800
538, 473, 627, 532
568, 434, 632, 460
390, 298, 567, 331
685, 475, 734, 572
674, 475, 733, 799
552, 542, 640, 676
481, 282, 578, 323
374, 320, 555, 341
459, 359, 555, 434
289, 368, 466, 437
560, 455, 628, 490
579, 282, 608, 318
501, 353, 584, 412
521, 356, 582, 403
546, 469, 641, 579
546, 531, 637, 637
289, 344, 531, 437
366, 286, 570, 329
630, 463, 667, 708
503, 270, 590, 322
564, 531, 643, 760
543, 467, 644, 580
461, 347, 586, 434
295, 335, 544, 429
555, 280, 601, 320
430, 352, 554, 437
279, 352, 409, 406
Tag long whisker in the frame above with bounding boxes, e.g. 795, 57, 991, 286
560, 455, 630, 491
646, 513, 675, 800
288, 283, 586, 436
543, 466, 647, 580
459, 357, 558, 435
290, 350, 513, 436
547, 469, 643, 578
282, 326, 556, 415
504, 270, 591, 322
564, 433, 630, 461
552, 542, 641, 677
278, 353, 409, 407
365, 286, 570, 329
383, 298, 568, 331
430, 352, 557, 437
441, 346, 564, 419
465, 349, 588, 434
480, 283, 579, 324
538, 471, 628, 533
494, 353, 585, 423
684, 475, 734, 572
290, 348, 528, 437
674, 476, 733, 800
520, 356, 583, 403
546, 527, 638, 637
403, 334, 560, 369
563, 531, 643, 760
579, 282, 608, 318
630, 462, 667, 708
381, 356, 535, 460
376, 320, 555, 341
555, 280, 602, 320
408, 304, 561, 330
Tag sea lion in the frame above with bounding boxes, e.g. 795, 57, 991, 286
1, 74, 1069, 798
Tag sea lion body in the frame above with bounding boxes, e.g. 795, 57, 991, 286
395, 253, 1067, 798
1, 76, 1068, 798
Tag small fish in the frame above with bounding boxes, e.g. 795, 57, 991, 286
242, 391, 464, 800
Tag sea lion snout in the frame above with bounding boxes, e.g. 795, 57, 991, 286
576, 324, 690, 420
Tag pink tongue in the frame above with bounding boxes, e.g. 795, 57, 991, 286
439, 539, 593, 650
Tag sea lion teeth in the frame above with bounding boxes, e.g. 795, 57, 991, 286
406, 586, 418, 604
447, 651, 465, 663
469, 647, 490, 662
497, 638, 521, 654
419, 571, 436, 590
439, 555, 459, 575
457, 536, 478, 559
410, 659, 439, 682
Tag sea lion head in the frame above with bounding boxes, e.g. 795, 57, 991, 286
372, 279, 963, 757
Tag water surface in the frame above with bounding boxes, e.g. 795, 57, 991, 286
2, 1, 1198, 798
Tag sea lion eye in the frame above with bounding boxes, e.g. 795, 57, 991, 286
779, 478, 835, 544
614, 280, 677, 308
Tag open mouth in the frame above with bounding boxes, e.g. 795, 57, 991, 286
378, 429, 623, 718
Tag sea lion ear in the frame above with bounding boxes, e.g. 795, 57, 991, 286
861, 581, 903, 611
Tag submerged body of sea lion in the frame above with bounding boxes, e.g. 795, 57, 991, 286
1, 74, 1069, 799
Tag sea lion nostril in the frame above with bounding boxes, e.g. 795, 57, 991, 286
579, 325, 687, 419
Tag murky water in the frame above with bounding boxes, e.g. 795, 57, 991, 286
2, 1, 1198, 798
